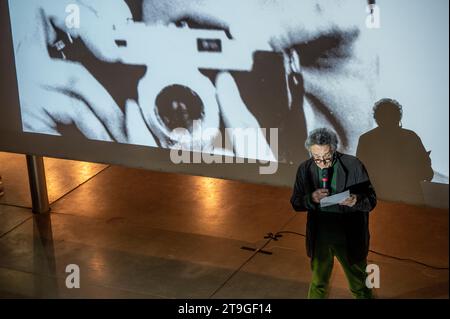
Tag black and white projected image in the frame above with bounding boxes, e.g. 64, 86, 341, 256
7, 0, 383, 165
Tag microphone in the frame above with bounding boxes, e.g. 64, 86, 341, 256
368, 0, 376, 15
321, 168, 329, 190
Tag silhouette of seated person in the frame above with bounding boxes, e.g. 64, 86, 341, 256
357, 98, 433, 205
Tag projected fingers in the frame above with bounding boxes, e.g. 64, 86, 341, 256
46, 61, 127, 143
216, 72, 276, 162
125, 99, 157, 147
23, 89, 113, 142
10, 0, 130, 142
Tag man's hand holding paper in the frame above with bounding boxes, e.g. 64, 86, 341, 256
319, 190, 357, 208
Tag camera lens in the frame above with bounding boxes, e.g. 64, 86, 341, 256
155, 85, 205, 133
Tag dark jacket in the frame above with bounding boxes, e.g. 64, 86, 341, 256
290, 152, 377, 265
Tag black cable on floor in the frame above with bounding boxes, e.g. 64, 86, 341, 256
266, 231, 449, 271
209, 215, 298, 298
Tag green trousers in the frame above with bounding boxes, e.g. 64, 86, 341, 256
307, 238, 373, 299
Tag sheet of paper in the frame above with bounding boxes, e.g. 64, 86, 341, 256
320, 190, 350, 208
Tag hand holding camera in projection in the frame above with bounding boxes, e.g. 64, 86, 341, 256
114, 22, 274, 152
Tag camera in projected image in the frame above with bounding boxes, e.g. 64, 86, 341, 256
114, 22, 290, 151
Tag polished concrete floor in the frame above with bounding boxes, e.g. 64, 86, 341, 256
0, 152, 448, 299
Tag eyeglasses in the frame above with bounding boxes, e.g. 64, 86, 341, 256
311, 153, 335, 165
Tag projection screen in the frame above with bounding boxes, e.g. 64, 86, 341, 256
0, 0, 448, 206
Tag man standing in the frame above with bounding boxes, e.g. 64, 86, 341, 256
290, 128, 377, 299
